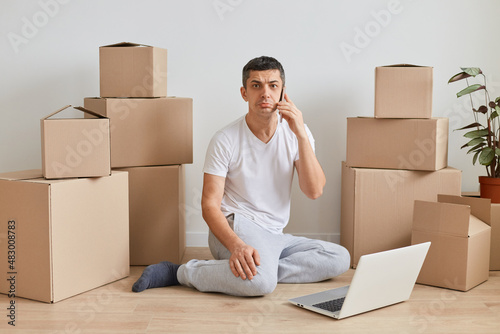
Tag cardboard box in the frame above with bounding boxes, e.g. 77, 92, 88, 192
346, 117, 448, 171
0, 170, 129, 303
100, 42, 167, 98
114, 165, 185, 265
340, 162, 461, 268
462, 191, 500, 270
374, 64, 433, 118
84, 97, 193, 168
412, 195, 491, 291
41, 105, 111, 179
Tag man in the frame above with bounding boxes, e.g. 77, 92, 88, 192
132, 56, 350, 296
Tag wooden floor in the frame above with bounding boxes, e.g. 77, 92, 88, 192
1, 247, 499, 334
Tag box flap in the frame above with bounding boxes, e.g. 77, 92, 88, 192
73, 106, 107, 119
469, 215, 491, 236
438, 194, 491, 226
41, 105, 72, 120
100, 42, 151, 48
413, 200, 470, 237
0, 169, 43, 181
41, 105, 106, 120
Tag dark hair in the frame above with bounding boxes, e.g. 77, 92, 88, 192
242, 56, 285, 88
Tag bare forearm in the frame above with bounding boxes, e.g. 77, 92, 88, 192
296, 135, 326, 199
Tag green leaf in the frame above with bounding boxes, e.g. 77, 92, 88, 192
479, 147, 495, 165
457, 122, 483, 130
496, 148, 500, 156
457, 84, 485, 97
464, 129, 489, 138
467, 142, 486, 154
448, 72, 470, 83
465, 137, 485, 147
473, 150, 480, 165
461, 67, 482, 76
495, 96, 500, 103
491, 110, 499, 120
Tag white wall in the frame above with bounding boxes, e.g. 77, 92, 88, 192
1, 0, 499, 246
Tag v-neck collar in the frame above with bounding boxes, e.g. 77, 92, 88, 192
243, 115, 279, 146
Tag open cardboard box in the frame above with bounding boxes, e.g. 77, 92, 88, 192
411, 194, 491, 291
0, 170, 129, 303
461, 192, 500, 270
114, 165, 186, 265
346, 117, 448, 171
341, 162, 462, 268
84, 97, 192, 168
41, 105, 111, 179
374, 64, 433, 118
99, 42, 167, 98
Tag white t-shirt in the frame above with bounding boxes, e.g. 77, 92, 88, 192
203, 115, 315, 233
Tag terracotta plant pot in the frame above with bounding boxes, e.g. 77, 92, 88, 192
479, 176, 500, 203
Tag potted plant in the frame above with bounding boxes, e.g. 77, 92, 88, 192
448, 67, 500, 202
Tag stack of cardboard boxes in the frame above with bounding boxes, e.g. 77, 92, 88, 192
0, 107, 129, 303
0, 42, 192, 303
341, 64, 492, 291
84, 42, 193, 266
340, 64, 463, 267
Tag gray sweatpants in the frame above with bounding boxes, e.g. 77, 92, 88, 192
177, 213, 351, 296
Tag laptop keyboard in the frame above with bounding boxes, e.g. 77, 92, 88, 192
312, 297, 346, 313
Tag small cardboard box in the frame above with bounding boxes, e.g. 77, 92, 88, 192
0, 170, 129, 303
100, 42, 167, 98
84, 97, 193, 168
461, 192, 500, 271
114, 165, 185, 265
341, 162, 462, 268
374, 64, 433, 118
346, 117, 448, 171
41, 105, 111, 179
412, 195, 491, 291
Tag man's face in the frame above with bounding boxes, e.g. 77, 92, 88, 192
241, 69, 283, 116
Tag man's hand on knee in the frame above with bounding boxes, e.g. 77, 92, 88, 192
229, 243, 261, 280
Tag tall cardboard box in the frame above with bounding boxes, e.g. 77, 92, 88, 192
374, 64, 433, 118
84, 97, 193, 168
41, 105, 111, 179
115, 165, 185, 265
99, 42, 167, 98
0, 170, 129, 303
346, 117, 448, 171
341, 162, 461, 268
412, 196, 491, 291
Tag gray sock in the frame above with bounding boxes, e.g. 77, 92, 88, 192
132, 261, 180, 292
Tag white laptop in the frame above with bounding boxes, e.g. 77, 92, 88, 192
289, 242, 430, 319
